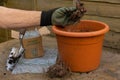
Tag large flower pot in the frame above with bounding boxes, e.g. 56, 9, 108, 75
52, 20, 109, 72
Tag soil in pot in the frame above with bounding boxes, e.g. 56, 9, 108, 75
63, 23, 96, 32
58, 20, 106, 33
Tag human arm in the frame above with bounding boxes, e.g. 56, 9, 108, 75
0, 6, 41, 29
0, 3, 86, 29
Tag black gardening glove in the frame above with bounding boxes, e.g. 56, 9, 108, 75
40, 7, 86, 27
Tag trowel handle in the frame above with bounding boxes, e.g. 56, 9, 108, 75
19, 29, 26, 39
19, 29, 26, 47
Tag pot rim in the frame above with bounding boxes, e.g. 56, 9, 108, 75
52, 20, 109, 37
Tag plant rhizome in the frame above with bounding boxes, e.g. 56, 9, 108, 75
47, 0, 87, 78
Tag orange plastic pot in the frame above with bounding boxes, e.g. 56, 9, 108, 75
52, 20, 109, 72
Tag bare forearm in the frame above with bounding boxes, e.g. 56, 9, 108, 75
0, 6, 41, 29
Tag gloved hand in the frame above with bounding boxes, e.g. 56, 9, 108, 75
51, 7, 76, 27
40, 7, 85, 27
